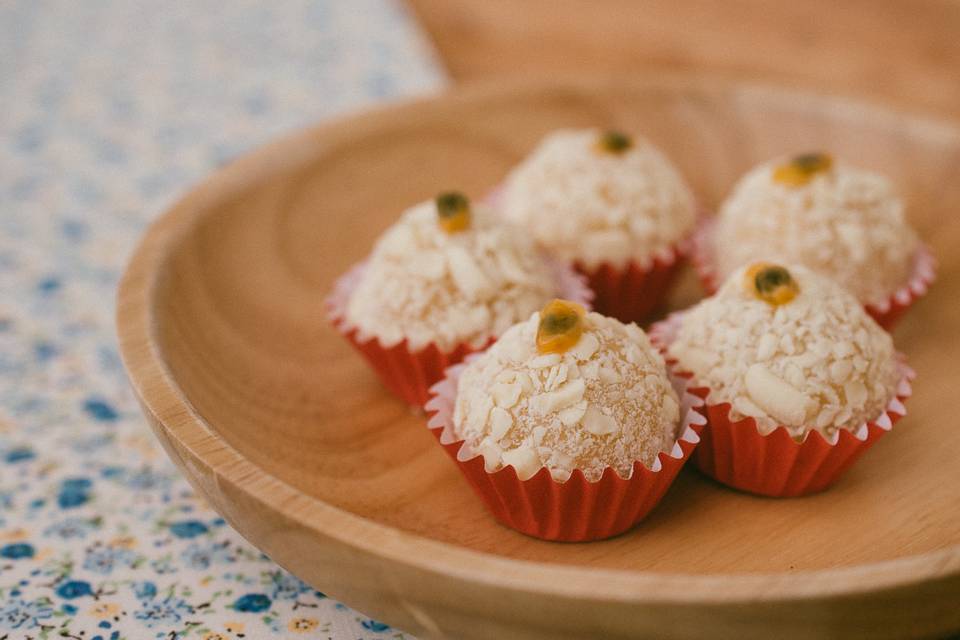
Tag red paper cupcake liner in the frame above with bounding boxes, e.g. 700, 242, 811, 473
864, 246, 936, 330
574, 243, 687, 326
690, 217, 936, 331
327, 261, 592, 408
650, 314, 914, 497
423, 358, 706, 542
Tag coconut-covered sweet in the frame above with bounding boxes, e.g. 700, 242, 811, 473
500, 128, 697, 270
345, 192, 559, 351
713, 153, 920, 306
668, 262, 899, 439
453, 300, 681, 482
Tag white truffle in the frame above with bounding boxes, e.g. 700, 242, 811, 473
713, 157, 920, 306
453, 311, 681, 482
668, 263, 899, 439
345, 199, 559, 351
500, 129, 696, 270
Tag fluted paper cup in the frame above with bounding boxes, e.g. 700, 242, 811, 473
650, 313, 913, 497
423, 356, 705, 541
574, 241, 687, 325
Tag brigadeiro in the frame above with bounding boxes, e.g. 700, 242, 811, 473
426, 299, 704, 541
652, 261, 913, 497
498, 129, 697, 324
693, 152, 934, 329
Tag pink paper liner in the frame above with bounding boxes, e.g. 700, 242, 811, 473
650, 313, 914, 497
423, 357, 706, 542
326, 260, 593, 408
690, 216, 936, 331
574, 241, 687, 326
688, 216, 722, 296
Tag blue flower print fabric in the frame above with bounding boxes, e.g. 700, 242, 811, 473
0, 1, 444, 637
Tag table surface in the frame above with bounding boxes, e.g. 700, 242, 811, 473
0, 2, 443, 638
408, 0, 960, 121
5, 1, 960, 638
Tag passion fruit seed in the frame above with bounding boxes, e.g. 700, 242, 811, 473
772, 152, 834, 187
596, 130, 632, 155
536, 299, 586, 355
745, 263, 800, 306
435, 191, 471, 233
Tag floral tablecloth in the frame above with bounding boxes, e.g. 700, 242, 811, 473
0, 2, 444, 638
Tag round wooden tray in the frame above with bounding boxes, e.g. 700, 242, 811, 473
116, 76, 960, 639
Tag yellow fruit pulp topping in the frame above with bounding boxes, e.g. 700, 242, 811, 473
745, 263, 800, 306
536, 299, 587, 354
435, 191, 471, 233
772, 152, 834, 186
595, 130, 633, 155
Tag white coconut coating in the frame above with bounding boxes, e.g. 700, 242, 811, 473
713, 157, 920, 306
668, 263, 899, 439
453, 311, 680, 482
345, 199, 557, 351
500, 129, 697, 270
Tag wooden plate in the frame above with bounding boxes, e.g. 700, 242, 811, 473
116, 76, 960, 639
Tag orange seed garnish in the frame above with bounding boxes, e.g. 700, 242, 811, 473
745, 263, 800, 306
595, 130, 632, 155
435, 191, 471, 233
772, 152, 834, 187
536, 299, 586, 355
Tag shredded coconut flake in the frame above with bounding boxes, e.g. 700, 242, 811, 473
453, 312, 681, 481
500, 129, 696, 270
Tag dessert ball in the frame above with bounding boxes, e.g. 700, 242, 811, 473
345, 192, 558, 351
500, 129, 696, 270
713, 153, 920, 306
668, 262, 900, 439
453, 300, 681, 482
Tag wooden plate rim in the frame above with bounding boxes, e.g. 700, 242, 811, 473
116, 73, 960, 604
